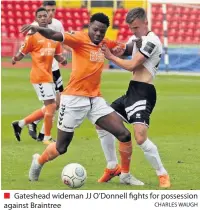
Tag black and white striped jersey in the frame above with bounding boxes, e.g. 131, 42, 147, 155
127, 32, 162, 77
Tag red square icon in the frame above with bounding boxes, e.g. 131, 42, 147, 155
4, 193, 10, 199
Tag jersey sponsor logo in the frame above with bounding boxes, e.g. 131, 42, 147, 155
90, 49, 104, 62
40, 47, 55, 56
143, 42, 155, 54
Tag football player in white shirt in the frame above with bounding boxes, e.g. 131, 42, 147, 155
98, 8, 171, 188
28, 1, 66, 143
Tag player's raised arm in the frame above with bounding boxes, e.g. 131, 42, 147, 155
20, 24, 63, 42
11, 52, 24, 65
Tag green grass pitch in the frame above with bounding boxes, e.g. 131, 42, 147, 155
1, 67, 200, 190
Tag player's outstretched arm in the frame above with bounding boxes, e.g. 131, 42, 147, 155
20, 25, 63, 42
11, 52, 24, 65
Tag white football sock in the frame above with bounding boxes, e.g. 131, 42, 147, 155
139, 138, 168, 176
96, 129, 118, 169
40, 123, 45, 134
34, 119, 41, 125
18, 120, 25, 128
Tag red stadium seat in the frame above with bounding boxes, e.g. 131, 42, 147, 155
174, 6, 182, 14
83, 19, 89, 25
32, 4, 38, 11
194, 29, 200, 37
168, 29, 176, 36
56, 12, 64, 19
182, 7, 191, 15
65, 12, 72, 19
82, 12, 89, 19
24, 11, 31, 18
180, 21, 187, 29
190, 14, 197, 21
113, 19, 120, 26
114, 12, 123, 20
9, 32, 17, 38
7, 3, 14, 11
1, 17, 6, 25
188, 22, 195, 29
193, 36, 200, 43
169, 21, 178, 29
185, 29, 193, 36
178, 29, 185, 36
8, 18, 15, 24
167, 5, 175, 14
16, 18, 23, 25
152, 21, 162, 29
66, 19, 73, 27
75, 19, 82, 27
74, 12, 81, 19
184, 36, 193, 43
168, 36, 176, 43
16, 11, 23, 18
176, 36, 184, 43
23, 4, 30, 11
117, 34, 125, 41
154, 13, 162, 21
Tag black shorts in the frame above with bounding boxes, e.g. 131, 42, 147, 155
53, 69, 64, 93
111, 81, 156, 126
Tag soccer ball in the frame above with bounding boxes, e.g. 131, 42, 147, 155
61, 163, 87, 188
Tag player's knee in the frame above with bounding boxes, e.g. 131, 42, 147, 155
134, 128, 147, 145
56, 144, 68, 155
118, 130, 131, 142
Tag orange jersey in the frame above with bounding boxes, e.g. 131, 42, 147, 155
62, 31, 125, 97
20, 32, 62, 84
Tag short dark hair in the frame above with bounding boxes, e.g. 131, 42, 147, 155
35, 7, 48, 16
126, 7, 147, 24
42, 0, 56, 7
90, 13, 110, 27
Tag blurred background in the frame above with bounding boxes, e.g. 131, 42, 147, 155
1, 0, 200, 71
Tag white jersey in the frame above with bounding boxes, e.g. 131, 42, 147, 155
31, 18, 65, 71
127, 32, 162, 77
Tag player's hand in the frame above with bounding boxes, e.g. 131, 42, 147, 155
61, 60, 67, 66
101, 44, 113, 60
11, 56, 16, 65
111, 46, 125, 57
133, 38, 142, 49
20, 24, 38, 34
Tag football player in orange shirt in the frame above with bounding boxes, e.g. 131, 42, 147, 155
11, 7, 67, 145
21, 13, 144, 186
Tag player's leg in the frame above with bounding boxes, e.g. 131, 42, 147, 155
29, 83, 57, 144
96, 124, 120, 182
134, 124, 170, 187
96, 96, 128, 182
12, 106, 45, 141
37, 70, 64, 141
88, 97, 144, 185
29, 95, 88, 181
42, 98, 57, 144
128, 81, 170, 187
29, 129, 74, 181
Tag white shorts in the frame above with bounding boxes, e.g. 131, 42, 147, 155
57, 95, 114, 132
33, 83, 56, 101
